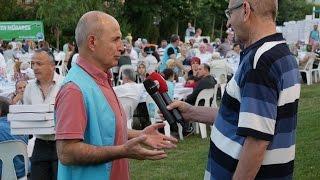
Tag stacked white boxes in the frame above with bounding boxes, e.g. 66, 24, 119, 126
8, 104, 55, 135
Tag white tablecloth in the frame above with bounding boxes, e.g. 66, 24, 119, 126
116, 82, 193, 103
0, 82, 15, 97
174, 83, 193, 100
208, 58, 239, 83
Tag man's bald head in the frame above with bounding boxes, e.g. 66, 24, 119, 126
75, 11, 119, 48
233, 0, 278, 21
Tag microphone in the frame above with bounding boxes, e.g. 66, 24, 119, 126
143, 79, 176, 125
147, 72, 188, 129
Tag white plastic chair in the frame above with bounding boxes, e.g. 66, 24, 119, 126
111, 66, 119, 86
0, 140, 28, 180
299, 58, 314, 85
311, 62, 320, 83
194, 85, 218, 139
118, 97, 139, 129
210, 64, 227, 96
117, 65, 135, 86
55, 54, 67, 76
111, 66, 120, 86
6, 58, 15, 76
145, 95, 183, 140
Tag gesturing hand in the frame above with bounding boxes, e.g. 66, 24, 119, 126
123, 135, 167, 160
142, 123, 178, 149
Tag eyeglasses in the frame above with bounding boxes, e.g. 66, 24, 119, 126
225, 1, 254, 19
225, 2, 243, 19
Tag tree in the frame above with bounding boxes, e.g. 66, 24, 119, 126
0, 0, 36, 21
37, 0, 106, 50
4, 0, 316, 46
277, 0, 315, 25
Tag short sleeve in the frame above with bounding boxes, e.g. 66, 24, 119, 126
237, 69, 279, 141
55, 83, 87, 140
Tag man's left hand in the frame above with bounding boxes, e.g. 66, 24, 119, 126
142, 123, 178, 149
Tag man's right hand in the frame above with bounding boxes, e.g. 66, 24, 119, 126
122, 135, 167, 160
12, 92, 24, 104
158, 100, 218, 125
157, 100, 193, 122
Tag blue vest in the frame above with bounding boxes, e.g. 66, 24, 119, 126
159, 44, 177, 72
310, 30, 320, 41
57, 64, 116, 180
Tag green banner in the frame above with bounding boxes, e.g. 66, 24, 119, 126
0, 21, 44, 41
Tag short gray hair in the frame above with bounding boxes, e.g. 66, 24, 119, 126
34, 49, 55, 65
122, 68, 136, 82
75, 11, 107, 48
75, 14, 90, 48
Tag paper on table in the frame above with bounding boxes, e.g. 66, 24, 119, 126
10, 120, 55, 128
8, 113, 54, 121
9, 104, 54, 113
11, 127, 55, 135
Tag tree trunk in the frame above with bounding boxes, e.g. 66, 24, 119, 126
220, 20, 224, 39
54, 27, 61, 51
176, 21, 179, 35
211, 15, 216, 40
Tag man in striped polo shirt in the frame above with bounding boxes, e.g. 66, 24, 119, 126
167, 0, 300, 179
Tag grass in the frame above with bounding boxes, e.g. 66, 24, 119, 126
294, 84, 320, 179
130, 84, 320, 180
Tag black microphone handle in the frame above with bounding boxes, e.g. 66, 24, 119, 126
150, 92, 176, 126
161, 93, 187, 128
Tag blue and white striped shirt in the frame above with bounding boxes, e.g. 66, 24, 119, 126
205, 33, 300, 180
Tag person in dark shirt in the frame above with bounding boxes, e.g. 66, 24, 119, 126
185, 63, 217, 105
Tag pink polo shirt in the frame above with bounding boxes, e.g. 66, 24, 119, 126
55, 57, 129, 180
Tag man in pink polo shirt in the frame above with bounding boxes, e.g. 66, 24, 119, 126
55, 11, 177, 180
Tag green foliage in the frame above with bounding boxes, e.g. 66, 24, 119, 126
36, 0, 107, 48
0, 0, 36, 21
277, 0, 316, 25
120, 0, 228, 43
1, 0, 318, 46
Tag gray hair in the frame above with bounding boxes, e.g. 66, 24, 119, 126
75, 11, 112, 48
122, 68, 136, 82
34, 49, 55, 65
75, 12, 93, 48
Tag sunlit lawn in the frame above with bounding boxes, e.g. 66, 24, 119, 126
130, 84, 320, 180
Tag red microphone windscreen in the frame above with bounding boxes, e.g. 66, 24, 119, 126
147, 72, 168, 93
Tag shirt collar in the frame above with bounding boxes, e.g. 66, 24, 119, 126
77, 56, 112, 85
36, 72, 60, 85
241, 33, 285, 56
